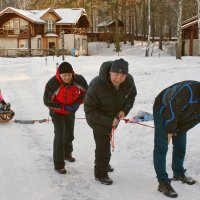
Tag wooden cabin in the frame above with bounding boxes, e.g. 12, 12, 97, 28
182, 16, 199, 56
96, 19, 124, 42
0, 7, 90, 57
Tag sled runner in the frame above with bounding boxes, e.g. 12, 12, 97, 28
0, 109, 15, 122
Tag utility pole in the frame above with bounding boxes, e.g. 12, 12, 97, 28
60, 30, 65, 61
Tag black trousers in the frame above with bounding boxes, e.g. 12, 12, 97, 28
51, 112, 75, 169
93, 128, 111, 179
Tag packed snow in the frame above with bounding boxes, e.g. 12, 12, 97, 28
0, 42, 200, 200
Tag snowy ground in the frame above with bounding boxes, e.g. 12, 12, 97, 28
0, 42, 200, 200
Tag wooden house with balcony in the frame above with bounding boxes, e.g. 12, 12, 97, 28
0, 7, 90, 57
181, 16, 199, 56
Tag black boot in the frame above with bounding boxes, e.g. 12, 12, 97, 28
107, 164, 114, 172
95, 176, 113, 185
55, 168, 67, 174
158, 181, 178, 198
65, 153, 76, 162
173, 174, 196, 185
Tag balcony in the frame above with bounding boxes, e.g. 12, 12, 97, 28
0, 28, 32, 38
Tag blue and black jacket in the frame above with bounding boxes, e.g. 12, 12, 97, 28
153, 80, 200, 134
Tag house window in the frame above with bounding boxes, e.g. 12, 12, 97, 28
75, 38, 80, 50
82, 39, 87, 51
13, 18, 20, 34
3, 18, 28, 31
37, 38, 41, 49
20, 18, 28, 30
19, 39, 28, 49
3, 20, 13, 30
46, 20, 55, 32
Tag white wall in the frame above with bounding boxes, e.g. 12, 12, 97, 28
183, 39, 199, 56
0, 38, 17, 48
184, 39, 190, 56
59, 34, 88, 55
31, 35, 41, 49
192, 39, 199, 56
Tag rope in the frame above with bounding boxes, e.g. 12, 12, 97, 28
110, 127, 116, 152
123, 118, 154, 129
8, 116, 154, 129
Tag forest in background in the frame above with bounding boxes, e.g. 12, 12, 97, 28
1, 0, 200, 58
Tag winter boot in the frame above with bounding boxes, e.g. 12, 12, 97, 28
55, 168, 67, 174
158, 181, 178, 198
173, 174, 196, 185
65, 153, 76, 162
107, 164, 114, 172
95, 176, 113, 185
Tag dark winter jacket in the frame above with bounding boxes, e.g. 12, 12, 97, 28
153, 80, 200, 134
84, 61, 137, 130
43, 69, 88, 115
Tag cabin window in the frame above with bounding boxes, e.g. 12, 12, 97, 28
13, 18, 20, 34
82, 39, 87, 51
37, 38, 41, 49
75, 38, 80, 50
46, 20, 55, 32
3, 18, 28, 32
18, 39, 28, 49
3, 20, 13, 30
20, 18, 28, 30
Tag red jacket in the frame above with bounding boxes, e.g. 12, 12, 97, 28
44, 69, 88, 115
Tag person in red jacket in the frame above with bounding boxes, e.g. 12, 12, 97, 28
43, 62, 88, 174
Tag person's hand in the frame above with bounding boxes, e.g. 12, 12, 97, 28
168, 133, 173, 144
112, 117, 120, 128
64, 102, 79, 112
117, 110, 125, 119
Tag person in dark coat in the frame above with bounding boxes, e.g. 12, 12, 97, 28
43, 62, 88, 174
153, 80, 200, 198
84, 58, 137, 185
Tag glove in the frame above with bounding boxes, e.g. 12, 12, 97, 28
64, 102, 80, 112
112, 117, 120, 128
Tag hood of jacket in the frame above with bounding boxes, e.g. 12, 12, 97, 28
99, 61, 113, 86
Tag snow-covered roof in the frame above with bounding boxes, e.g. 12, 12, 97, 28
0, 7, 87, 25
54, 8, 86, 24
0, 7, 45, 23
29, 8, 52, 19
97, 19, 123, 28
182, 19, 198, 29
97, 20, 115, 27
45, 33, 59, 37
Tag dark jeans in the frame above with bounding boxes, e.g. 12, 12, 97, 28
93, 128, 111, 179
51, 111, 75, 169
153, 108, 186, 182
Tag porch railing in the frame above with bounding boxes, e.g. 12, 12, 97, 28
0, 48, 71, 57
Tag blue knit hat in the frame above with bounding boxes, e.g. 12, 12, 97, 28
110, 58, 129, 74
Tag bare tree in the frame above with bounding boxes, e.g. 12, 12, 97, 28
176, 0, 183, 59
145, 0, 151, 56
197, 0, 200, 55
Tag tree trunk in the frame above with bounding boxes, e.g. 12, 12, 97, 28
114, 0, 120, 52
197, 0, 200, 55
176, 0, 183, 60
145, 0, 151, 57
